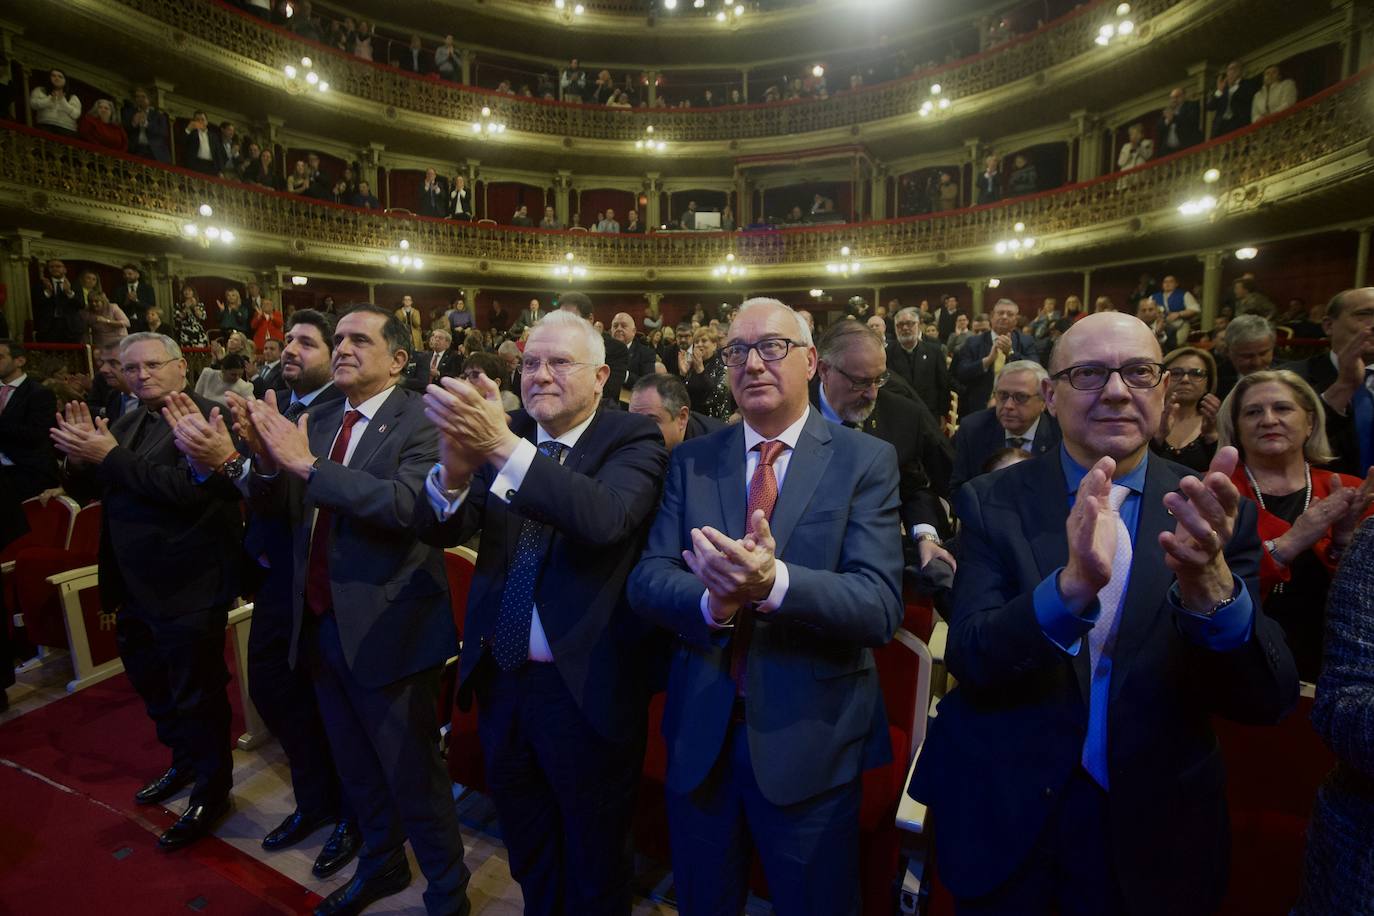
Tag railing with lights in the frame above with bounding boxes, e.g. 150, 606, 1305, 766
0, 66, 1368, 274
104, 0, 1178, 143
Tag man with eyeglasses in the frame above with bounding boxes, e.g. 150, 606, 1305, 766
50, 332, 244, 851
953, 297, 1042, 418
629, 298, 903, 914
949, 359, 1060, 496
888, 305, 953, 420
404, 328, 462, 393
912, 312, 1297, 915
418, 309, 667, 913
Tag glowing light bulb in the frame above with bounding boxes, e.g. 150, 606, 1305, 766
305, 71, 319, 85
301, 56, 312, 68
399, 239, 410, 250
1117, 19, 1133, 34
182, 223, 198, 237
1013, 221, 1025, 233
284, 64, 297, 79
199, 204, 213, 217
930, 83, 942, 95
1203, 168, 1221, 183
220, 230, 234, 243
318, 81, 329, 92
205, 226, 221, 240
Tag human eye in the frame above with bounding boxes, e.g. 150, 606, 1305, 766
1123, 364, 1158, 384
1071, 365, 1107, 384
758, 339, 788, 358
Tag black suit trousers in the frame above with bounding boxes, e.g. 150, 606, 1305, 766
304, 612, 470, 915
475, 661, 644, 916
115, 604, 233, 805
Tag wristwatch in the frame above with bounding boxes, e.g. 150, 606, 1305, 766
915, 532, 942, 546
216, 454, 246, 478
1169, 581, 1240, 617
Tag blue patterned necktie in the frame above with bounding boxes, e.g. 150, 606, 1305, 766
490, 440, 566, 671
283, 398, 307, 422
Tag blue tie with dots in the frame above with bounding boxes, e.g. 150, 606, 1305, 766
490, 440, 566, 671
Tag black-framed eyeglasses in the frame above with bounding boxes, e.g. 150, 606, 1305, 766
720, 338, 804, 367
1167, 367, 1208, 381
993, 390, 1040, 405
832, 366, 890, 392
1050, 362, 1166, 391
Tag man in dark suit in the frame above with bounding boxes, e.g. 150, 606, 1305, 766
31, 258, 84, 343
911, 313, 1298, 914
116, 263, 157, 332
448, 175, 473, 221
629, 298, 903, 914
954, 297, 1041, 418
1281, 287, 1374, 476
936, 294, 964, 342
628, 373, 723, 452
0, 341, 59, 500
404, 329, 463, 393
888, 305, 952, 421
661, 322, 694, 379
1157, 87, 1203, 154
417, 310, 668, 913
180, 110, 223, 176
164, 310, 359, 877
251, 338, 284, 398
51, 333, 244, 851
516, 298, 545, 330
239, 306, 471, 916
90, 341, 141, 422
1207, 60, 1262, 138
611, 312, 659, 392
397, 35, 432, 75
557, 293, 629, 405
950, 359, 1061, 496
122, 87, 171, 163
417, 168, 449, 218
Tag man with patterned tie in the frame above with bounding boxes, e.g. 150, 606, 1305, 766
911, 313, 1298, 914
953, 297, 1041, 418
629, 298, 903, 915
416, 309, 667, 914
239, 305, 471, 916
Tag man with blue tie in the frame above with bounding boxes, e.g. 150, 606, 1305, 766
948, 359, 1060, 496
912, 313, 1298, 914
417, 310, 668, 914
629, 298, 903, 915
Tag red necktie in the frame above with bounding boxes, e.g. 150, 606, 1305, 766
431, 352, 441, 374
305, 410, 363, 616
730, 440, 787, 695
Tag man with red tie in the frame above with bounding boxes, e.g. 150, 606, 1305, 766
629, 298, 904, 914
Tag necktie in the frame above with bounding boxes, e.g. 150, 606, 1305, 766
283, 398, 307, 422
431, 352, 441, 374
305, 410, 364, 616
128, 283, 136, 300
1082, 484, 1132, 789
490, 440, 567, 670
1354, 368, 1374, 472
0, 386, 12, 414
730, 440, 787, 696
1007, 436, 1027, 450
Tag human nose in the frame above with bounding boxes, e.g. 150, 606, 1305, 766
1099, 368, 1131, 399
744, 347, 767, 372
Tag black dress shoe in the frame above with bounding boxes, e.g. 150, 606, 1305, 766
312, 820, 362, 879
262, 810, 333, 851
134, 767, 193, 806
157, 796, 232, 852
313, 855, 411, 916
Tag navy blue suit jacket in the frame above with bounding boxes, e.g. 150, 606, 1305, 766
416, 406, 668, 741
629, 408, 904, 807
912, 451, 1298, 912
949, 407, 1060, 497
952, 330, 1041, 417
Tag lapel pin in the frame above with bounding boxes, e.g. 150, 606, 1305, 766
376, 424, 388, 434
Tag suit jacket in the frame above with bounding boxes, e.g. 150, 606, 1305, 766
248, 386, 455, 687
602, 334, 629, 404
64, 392, 242, 615
415, 407, 669, 740
418, 179, 449, 218
625, 339, 659, 390
515, 307, 544, 329
403, 349, 463, 393
952, 329, 1042, 417
30, 280, 84, 343
976, 170, 1001, 204
949, 406, 1060, 496
251, 362, 284, 399
1281, 351, 1360, 475
120, 103, 171, 162
1156, 100, 1203, 152
911, 451, 1298, 912
0, 377, 59, 492
684, 411, 724, 441
628, 409, 904, 806
180, 127, 224, 172
396, 47, 432, 76
395, 307, 425, 352
1207, 75, 1262, 138
887, 339, 952, 420
114, 280, 157, 319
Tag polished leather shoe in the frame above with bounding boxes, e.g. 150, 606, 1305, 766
311, 820, 362, 879
313, 856, 411, 916
262, 809, 333, 851
134, 767, 193, 806
157, 796, 231, 852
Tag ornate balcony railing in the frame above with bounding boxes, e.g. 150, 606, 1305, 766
108, 0, 1176, 143
3, 68, 1369, 275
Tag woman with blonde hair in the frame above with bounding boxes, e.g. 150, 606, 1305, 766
174, 284, 209, 348
1152, 346, 1221, 471
685, 326, 734, 420
83, 290, 130, 348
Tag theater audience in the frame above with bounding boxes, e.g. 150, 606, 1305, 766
945, 312, 972, 355
888, 306, 951, 420
122, 87, 171, 162
31, 259, 84, 343
435, 35, 459, 81
1116, 122, 1153, 171
628, 372, 723, 451
78, 99, 128, 151
82, 291, 130, 348
949, 359, 1059, 495
1158, 87, 1203, 153
181, 111, 221, 175
1006, 153, 1038, 195
1218, 369, 1374, 680
174, 285, 209, 348
0, 340, 59, 501
1209, 59, 1262, 138
977, 154, 1002, 204
684, 326, 734, 421
1251, 64, 1298, 122
216, 122, 241, 177
1153, 346, 1220, 472
1282, 287, 1374, 476
1135, 297, 1185, 352
350, 180, 380, 209
29, 68, 80, 137
286, 160, 311, 194
1151, 274, 1202, 325
457, 350, 519, 412
193, 353, 253, 405
953, 298, 1041, 418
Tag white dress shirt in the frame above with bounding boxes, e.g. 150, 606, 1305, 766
1006, 416, 1040, 451
1251, 79, 1297, 122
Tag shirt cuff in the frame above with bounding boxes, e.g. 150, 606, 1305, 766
759, 560, 789, 613
700, 590, 735, 630
1170, 576, 1254, 652
489, 438, 537, 504
1033, 567, 1099, 656
911, 524, 939, 540
425, 463, 469, 520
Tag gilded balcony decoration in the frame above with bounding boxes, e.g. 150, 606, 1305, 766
110, 0, 1175, 143
1, 69, 1369, 273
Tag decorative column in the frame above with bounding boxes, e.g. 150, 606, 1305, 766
460, 50, 473, 86
1081, 269, 1093, 308
741, 69, 750, 103
155, 253, 185, 316
361, 143, 385, 198
965, 278, 987, 316
963, 139, 981, 209
1199, 249, 1225, 328
140, 254, 168, 318
643, 173, 661, 227
554, 171, 572, 226
1071, 110, 1105, 182
1355, 226, 1371, 287
0, 229, 44, 335
646, 70, 658, 107
869, 166, 888, 221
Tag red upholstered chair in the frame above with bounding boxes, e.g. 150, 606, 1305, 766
1, 495, 78, 611
441, 546, 486, 793
14, 501, 103, 652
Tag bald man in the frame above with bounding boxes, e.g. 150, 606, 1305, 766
610, 312, 658, 391
913, 313, 1297, 914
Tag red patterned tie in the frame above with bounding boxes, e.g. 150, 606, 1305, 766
730, 440, 787, 695
305, 410, 363, 616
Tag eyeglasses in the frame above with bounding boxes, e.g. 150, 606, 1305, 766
831, 365, 890, 392
121, 358, 178, 376
1051, 362, 1166, 391
519, 356, 593, 376
720, 338, 805, 367
1167, 367, 1208, 381
993, 390, 1040, 405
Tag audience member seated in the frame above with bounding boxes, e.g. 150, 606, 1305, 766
982, 446, 1032, 474
122, 87, 171, 162
1252, 64, 1298, 122
350, 180, 380, 209
954, 298, 1042, 417
950, 359, 1059, 495
1153, 346, 1220, 472
596, 209, 621, 233
31, 258, 84, 343
627, 372, 721, 450
458, 350, 520, 412
1157, 86, 1203, 154
77, 99, 128, 151
510, 205, 533, 227
1151, 274, 1202, 325
403, 328, 461, 392
29, 68, 80, 138
1209, 59, 1262, 138
193, 352, 253, 405
1217, 369, 1374, 681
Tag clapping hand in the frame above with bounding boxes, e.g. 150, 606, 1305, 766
161, 391, 236, 477
683, 510, 778, 623
1330, 469, 1374, 549
424, 375, 514, 460
1059, 456, 1119, 613
246, 392, 314, 480
1198, 394, 1221, 441
1160, 446, 1241, 612
50, 400, 118, 466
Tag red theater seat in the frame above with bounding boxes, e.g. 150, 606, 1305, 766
15, 501, 102, 652
442, 546, 486, 793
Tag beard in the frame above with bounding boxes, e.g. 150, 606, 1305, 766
838, 399, 877, 425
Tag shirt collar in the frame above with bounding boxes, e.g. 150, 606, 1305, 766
1060, 444, 1148, 496
293, 382, 332, 407
743, 406, 810, 453
347, 384, 395, 420
5, 374, 27, 389
536, 407, 597, 450
1008, 416, 1040, 444
817, 385, 841, 424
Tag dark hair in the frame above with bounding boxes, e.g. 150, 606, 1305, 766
462, 352, 508, 388
558, 291, 594, 318
632, 372, 690, 415
221, 354, 247, 371
121, 262, 140, 274
0, 339, 27, 360
339, 303, 410, 356
47, 69, 65, 88
674, 321, 694, 334
982, 447, 1032, 474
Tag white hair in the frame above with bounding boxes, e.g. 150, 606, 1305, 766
995, 359, 1048, 386
532, 309, 606, 365
732, 297, 813, 347
119, 332, 182, 361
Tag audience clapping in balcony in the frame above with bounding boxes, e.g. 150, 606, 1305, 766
510, 205, 533, 227
435, 34, 460, 81
1158, 87, 1203, 154
181, 110, 221, 175
1252, 65, 1298, 121
77, 99, 128, 152
29, 68, 80, 138
539, 206, 562, 230
1209, 59, 1262, 138
121, 87, 171, 162
1005, 153, 1038, 195
350, 180, 379, 209
1117, 122, 1153, 171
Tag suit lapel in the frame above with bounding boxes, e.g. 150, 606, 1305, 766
305, 399, 344, 515
343, 387, 404, 472
771, 411, 834, 558
714, 422, 748, 541
1023, 453, 1091, 702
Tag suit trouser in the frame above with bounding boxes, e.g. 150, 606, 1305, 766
115, 604, 233, 805
476, 661, 644, 916
246, 593, 344, 820
303, 611, 470, 916
666, 718, 861, 916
